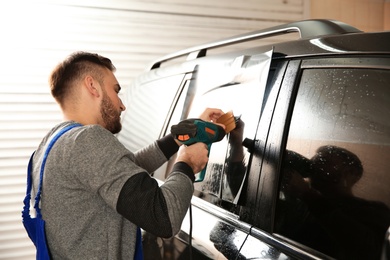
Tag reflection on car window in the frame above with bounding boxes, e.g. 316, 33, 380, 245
184, 51, 272, 210
190, 83, 256, 205
275, 68, 390, 259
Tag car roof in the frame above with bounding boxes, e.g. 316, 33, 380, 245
148, 19, 390, 70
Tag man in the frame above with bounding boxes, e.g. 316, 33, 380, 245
30, 51, 224, 259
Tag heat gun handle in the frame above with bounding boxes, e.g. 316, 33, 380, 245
194, 143, 211, 182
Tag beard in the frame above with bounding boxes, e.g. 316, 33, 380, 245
100, 92, 122, 134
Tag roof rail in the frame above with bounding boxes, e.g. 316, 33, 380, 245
149, 19, 361, 69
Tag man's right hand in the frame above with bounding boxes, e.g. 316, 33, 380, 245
176, 142, 209, 174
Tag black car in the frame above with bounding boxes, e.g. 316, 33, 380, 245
117, 19, 390, 260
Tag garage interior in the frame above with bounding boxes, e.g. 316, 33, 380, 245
0, 0, 389, 259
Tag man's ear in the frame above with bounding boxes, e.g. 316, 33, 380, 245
84, 75, 101, 98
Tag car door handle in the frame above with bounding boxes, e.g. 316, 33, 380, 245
242, 138, 255, 153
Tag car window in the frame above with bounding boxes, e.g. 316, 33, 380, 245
275, 68, 390, 259
168, 51, 273, 212
118, 74, 185, 151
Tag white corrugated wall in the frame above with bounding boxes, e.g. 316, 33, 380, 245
0, 0, 309, 259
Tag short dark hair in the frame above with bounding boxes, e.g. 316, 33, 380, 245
49, 51, 116, 106
311, 145, 363, 185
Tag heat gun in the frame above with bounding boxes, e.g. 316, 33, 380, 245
171, 118, 226, 182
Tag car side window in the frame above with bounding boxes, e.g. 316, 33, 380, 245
167, 51, 273, 212
275, 68, 390, 259
118, 74, 185, 151
190, 81, 260, 205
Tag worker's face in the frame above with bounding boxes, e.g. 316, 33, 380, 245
100, 70, 126, 134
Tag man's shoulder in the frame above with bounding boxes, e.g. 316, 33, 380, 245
64, 123, 121, 149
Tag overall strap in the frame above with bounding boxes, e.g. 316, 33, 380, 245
22, 151, 36, 219
23, 123, 82, 218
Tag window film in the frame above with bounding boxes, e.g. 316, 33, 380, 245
275, 68, 390, 259
182, 50, 272, 208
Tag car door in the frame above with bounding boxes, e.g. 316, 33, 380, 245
149, 49, 277, 259
236, 59, 313, 260
261, 57, 390, 260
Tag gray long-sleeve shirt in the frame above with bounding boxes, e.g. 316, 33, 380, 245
31, 121, 194, 259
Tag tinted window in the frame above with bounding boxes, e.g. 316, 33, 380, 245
275, 68, 390, 259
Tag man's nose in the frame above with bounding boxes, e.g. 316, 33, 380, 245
120, 99, 126, 111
